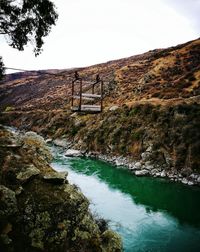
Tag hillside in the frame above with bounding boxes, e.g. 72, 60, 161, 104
0, 39, 199, 111
0, 38, 200, 185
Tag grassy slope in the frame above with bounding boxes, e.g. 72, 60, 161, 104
0, 38, 200, 175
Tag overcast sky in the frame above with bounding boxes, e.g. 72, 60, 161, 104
1, 0, 200, 73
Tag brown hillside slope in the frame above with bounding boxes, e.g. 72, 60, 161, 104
0, 38, 200, 185
0, 38, 199, 111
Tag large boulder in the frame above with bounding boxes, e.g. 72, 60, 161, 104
22, 131, 53, 163
135, 169, 149, 176
65, 149, 83, 157
43, 171, 68, 184
16, 164, 41, 183
53, 138, 71, 148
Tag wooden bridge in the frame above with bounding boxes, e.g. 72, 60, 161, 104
71, 72, 103, 113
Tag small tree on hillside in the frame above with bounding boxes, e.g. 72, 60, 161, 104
0, 0, 58, 79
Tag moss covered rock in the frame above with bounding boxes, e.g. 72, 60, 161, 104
0, 127, 122, 252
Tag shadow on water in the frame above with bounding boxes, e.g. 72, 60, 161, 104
62, 157, 200, 228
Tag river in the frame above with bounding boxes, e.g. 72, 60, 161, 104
51, 147, 200, 252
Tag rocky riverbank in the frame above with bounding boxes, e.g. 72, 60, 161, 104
53, 140, 200, 187
91, 152, 200, 186
0, 125, 122, 252
1, 101, 200, 188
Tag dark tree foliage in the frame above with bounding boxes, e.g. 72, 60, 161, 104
0, 0, 58, 79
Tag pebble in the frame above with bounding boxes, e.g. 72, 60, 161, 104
109, 105, 119, 111
46, 138, 52, 144
135, 170, 149, 176
160, 171, 166, 177
155, 172, 161, 177
182, 178, 188, 185
65, 149, 82, 157
145, 165, 154, 170
134, 162, 142, 169
54, 139, 70, 148
141, 152, 150, 161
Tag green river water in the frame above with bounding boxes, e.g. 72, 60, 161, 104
51, 148, 200, 252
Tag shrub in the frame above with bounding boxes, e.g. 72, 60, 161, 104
131, 129, 144, 141
129, 107, 140, 116
4, 106, 15, 112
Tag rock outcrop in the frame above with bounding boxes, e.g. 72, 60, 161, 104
0, 126, 122, 252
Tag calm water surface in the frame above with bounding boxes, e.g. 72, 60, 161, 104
51, 147, 200, 252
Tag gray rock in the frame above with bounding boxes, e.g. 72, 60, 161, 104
134, 162, 142, 169
53, 139, 70, 148
141, 152, 151, 161
135, 169, 149, 176
168, 173, 175, 179
188, 181, 194, 186
115, 157, 127, 166
146, 145, 153, 152
145, 161, 152, 166
155, 172, 161, 177
43, 172, 68, 184
128, 163, 137, 170
160, 171, 166, 177
87, 151, 98, 158
65, 149, 82, 157
109, 105, 119, 111
115, 159, 124, 166
17, 165, 40, 183
190, 174, 198, 179
145, 164, 154, 170
45, 138, 52, 144
182, 178, 188, 185
151, 169, 159, 175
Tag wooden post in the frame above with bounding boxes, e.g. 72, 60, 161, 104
92, 83, 95, 94
100, 80, 103, 112
79, 79, 82, 111
71, 80, 74, 107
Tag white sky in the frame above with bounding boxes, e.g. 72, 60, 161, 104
0, 0, 200, 73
